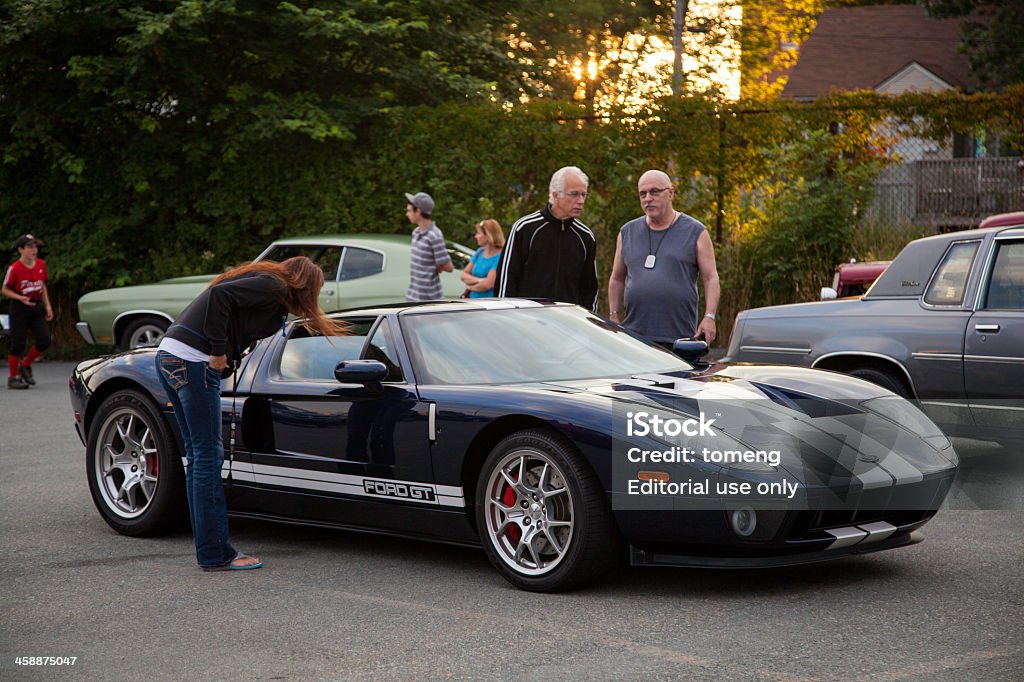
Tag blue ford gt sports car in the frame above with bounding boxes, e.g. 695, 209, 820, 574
70, 300, 958, 592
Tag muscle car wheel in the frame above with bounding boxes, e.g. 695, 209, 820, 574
86, 390, 185, 536
121, 316, 169, 350
477, 429, 616, 592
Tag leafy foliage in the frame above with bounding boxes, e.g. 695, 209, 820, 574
740, 0, 830, 98
0, 0, 524, 289
731, 130, 881, 305
1, 1, 1022, 356
920, 0, 1024, 86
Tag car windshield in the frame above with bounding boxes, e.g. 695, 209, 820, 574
401, 305, 692, 385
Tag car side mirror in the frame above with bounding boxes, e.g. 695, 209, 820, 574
335, 360, 388, 385
671, 338, 709, 367
820, 287, 838, 300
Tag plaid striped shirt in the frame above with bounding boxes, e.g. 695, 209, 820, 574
407, 222, 451, 301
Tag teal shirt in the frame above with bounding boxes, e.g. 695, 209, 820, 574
469, 248, 502, 298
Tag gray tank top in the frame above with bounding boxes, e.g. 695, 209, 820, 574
620, 212, 705, 343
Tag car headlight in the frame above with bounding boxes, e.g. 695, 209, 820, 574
860, 396, 952, 454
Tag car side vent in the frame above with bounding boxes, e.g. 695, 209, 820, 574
750, 383, 862, 419
241, 396, 275, 451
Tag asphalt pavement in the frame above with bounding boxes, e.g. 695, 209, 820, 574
1, 361, 1022, 680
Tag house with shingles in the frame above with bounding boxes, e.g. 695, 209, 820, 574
781, 5, 1021, 228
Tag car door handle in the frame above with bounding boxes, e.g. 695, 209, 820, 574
323, 290, 334, 296
975, 324, 1000, 333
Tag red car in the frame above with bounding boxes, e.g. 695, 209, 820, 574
821, 260, 890, 299
978, 211, 1024, 229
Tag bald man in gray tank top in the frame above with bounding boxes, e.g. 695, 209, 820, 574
608, 170, 721, 346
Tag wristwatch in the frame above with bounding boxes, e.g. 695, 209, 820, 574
703, 312, 716, 321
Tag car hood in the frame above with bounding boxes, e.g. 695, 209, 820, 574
544, 363, 894, 404
78, 276, 213, 303
538, 363, 956, 481
157, 274, 219, 285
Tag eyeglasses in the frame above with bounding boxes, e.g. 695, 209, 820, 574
558, 191, 588, 200
638, 187, 671, 198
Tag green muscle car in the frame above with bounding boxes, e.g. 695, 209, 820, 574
77, 234, 474, 349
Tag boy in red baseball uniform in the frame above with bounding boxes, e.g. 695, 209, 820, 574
2, 234, 53, 389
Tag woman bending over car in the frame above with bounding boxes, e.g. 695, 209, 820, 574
155, 257, 348, 572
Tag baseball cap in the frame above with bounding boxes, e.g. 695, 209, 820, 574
404, 192, 435, 215
14, 234, 43, 249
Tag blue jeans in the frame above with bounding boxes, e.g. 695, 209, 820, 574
156, 351, 237, 568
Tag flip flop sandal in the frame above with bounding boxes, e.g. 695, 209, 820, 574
201, 553, 263, 572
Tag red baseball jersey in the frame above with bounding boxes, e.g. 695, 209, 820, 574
4, 258, 48, 302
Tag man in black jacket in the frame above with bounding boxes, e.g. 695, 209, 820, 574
495, 166, 598, 311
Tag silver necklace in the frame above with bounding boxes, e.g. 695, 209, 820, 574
644, 213, 677, 269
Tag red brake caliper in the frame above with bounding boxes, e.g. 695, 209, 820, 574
502, 472, 522, 544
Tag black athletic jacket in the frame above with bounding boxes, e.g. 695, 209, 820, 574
494, 204, 598, 310
164, 273, 288, 360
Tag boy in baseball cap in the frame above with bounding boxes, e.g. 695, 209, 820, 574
2, 234, 53, 389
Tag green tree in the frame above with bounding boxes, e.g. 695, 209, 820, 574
0, 0, 525, 289
920, 1, 1024, 86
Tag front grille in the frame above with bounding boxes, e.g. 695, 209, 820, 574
787, 508, 935, 541
785, 473, 952, 542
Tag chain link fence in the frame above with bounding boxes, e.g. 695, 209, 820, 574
866, 134, 1023, 230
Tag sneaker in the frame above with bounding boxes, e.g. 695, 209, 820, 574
8, 375, 29, 390
18, 364, 34, 386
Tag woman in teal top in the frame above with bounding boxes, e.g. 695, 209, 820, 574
461, 219, 505, 298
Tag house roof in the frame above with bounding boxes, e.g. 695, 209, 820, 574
782, 5, 977, 100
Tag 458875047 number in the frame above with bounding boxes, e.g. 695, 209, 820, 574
14, 656, 78, 666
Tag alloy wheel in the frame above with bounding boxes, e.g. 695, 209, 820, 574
93, 406, 160, 518
483, 448, 575, 576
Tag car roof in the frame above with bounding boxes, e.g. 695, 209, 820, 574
269, 233, 410, 248
267, 233, 473, 258
978, 211, 1024, 229
270, 233, 469, 247
864, 226, 1021, 298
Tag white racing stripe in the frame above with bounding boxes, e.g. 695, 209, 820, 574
615, 375, 771, 401
248, 462, 465, 508
182, 456, 464, 506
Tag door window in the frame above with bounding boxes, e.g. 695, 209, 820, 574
278, 319, 375, 381
262, 245, 343, 282
339, 248, 384, 281
984, 241, 1024, 310
363, 318, 404, 382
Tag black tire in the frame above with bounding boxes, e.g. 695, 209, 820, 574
86, 389, 186, 536
849, 367, 910, 397
475, 429, 617, 592
120, 316, 169, 350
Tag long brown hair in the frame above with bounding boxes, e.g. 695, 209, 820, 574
211, 257, 349, 337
